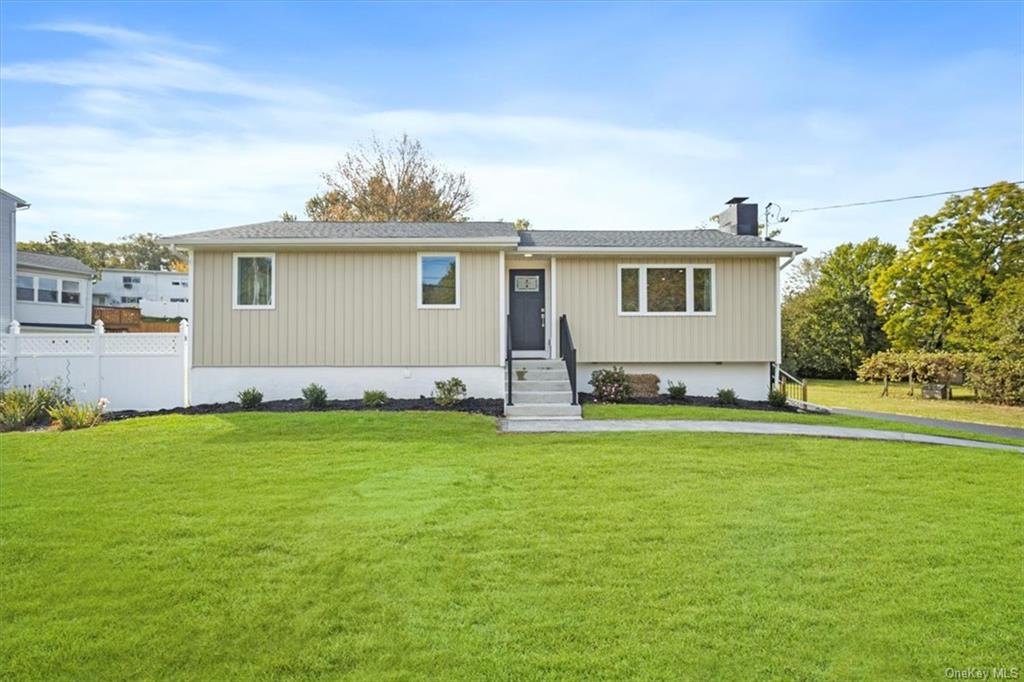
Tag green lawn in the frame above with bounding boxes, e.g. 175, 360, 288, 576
584, 403, 1024, 447
3, 412, 1022, 679
806, 379, 1024, 429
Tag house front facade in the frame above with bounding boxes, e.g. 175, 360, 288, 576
14, 251, 95, 333
93, 268, 191, 319
164, 200, 804, 414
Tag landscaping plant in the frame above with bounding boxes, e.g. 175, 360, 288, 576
716, 388, 738, 405
768, 388, 788, 408
238, 387, 263, 409
666, 381, 687, 401
47, 397, 108, 431
433, 377, 467, 407
301, 383, 328, 409
590, 366, 632, 403
0, 381, 73, 432
363, 390, 389, 408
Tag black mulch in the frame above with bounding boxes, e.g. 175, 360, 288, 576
577, 392, 800, 413
105, 397, 505, 422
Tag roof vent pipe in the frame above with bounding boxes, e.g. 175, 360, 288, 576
717, 197, 758, 237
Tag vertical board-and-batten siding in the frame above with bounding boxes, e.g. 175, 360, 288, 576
556, 256, 778, 363
193, 250, 499, 367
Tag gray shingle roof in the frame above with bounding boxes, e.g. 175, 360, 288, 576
164, 221, 520, 242
162, 221, 803, 251
517, 229, 803, 250
17, 250, 93, 275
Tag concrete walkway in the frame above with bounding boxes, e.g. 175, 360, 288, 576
828, 407, 1024, 441
499, 419, 1023, 452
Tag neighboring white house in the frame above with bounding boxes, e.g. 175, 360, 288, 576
1, 188, 30, 333
92, 268, 190, 319
15, 251, 95, 332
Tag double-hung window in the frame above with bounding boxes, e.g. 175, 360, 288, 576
417, 253, 459, 308
618, 264, 715, 316
233, 253, 275, 309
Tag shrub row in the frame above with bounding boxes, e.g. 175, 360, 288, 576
235, 378, 469, 411
856, 351, 1024, 405
589, 367, 753, 406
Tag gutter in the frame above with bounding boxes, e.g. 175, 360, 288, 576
516, 246, 808, 256
156, 236, 521, 248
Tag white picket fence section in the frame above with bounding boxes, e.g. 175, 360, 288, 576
1, 320, 189, 412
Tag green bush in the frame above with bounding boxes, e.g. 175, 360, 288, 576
302, 383, 328, 409
238, 387, 263, 409
363, 390, 389, 408
768, 389, 788, 408
666, 381, 687, 401
966, 357, 1024, 405
433, 378, 467, 407
591, 366, 632, 403
716, 388, 738, 405
0, 381, 73, 432
48, 398, 107, 431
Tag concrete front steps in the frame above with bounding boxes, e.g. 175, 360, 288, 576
504, 359, 582, 420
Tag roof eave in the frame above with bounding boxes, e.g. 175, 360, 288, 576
515, 246, 807, 256
158, 236, 521, 248
16, 262, 94, 276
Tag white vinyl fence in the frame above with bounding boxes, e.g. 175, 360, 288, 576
1, 320, 189, 412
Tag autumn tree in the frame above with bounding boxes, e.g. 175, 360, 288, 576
871, 181, 1024, 351
305, 134, 473, 222
782, 238, 897, 377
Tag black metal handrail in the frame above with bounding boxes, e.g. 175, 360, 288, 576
558, 314, 578, 405
505, 313, 513, 405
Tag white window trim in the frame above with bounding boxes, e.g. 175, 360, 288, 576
617, 263, 716, 316
417, 252, 460, 309
232, 252, 276, 310
15, 275, 85, 307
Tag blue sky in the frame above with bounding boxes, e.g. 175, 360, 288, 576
1, 1, 1020, 256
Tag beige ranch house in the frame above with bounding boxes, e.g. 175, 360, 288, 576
163, 199, 805, 418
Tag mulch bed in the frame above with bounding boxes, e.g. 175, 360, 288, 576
577, 392, 801, 413
105, 397, 505, 422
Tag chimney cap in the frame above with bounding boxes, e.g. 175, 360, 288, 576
725, 196, 749, 205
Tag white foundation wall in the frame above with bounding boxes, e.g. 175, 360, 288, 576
190, 366, 505, 404
577, 362, 771, 401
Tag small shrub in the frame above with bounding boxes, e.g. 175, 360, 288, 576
302, 383, 328, 409
48, 397, 107, 431
590, 366, 632, 403
0, 381, 73, 432
238, 387, 263, 409
363, 390, 389, 408
768, 388, 788, 408
627, 373, 660, 398
716, 388, 738, 405
967, 357, 1024, 405
433, 377, 467, 407
666, 381, 687, 401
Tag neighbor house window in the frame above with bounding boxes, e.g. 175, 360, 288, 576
618, 264, 715, 315
233, 253, 275, 309
121, 296, 141, 304
16, 276, 33, 301
37, 277, 58, 303
418, 253, 459, 308
61, 280, 81, 304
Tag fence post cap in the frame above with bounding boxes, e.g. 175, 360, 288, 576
178, 319, 189, 334
93, 319, 105, 334
8, 320, 20, 334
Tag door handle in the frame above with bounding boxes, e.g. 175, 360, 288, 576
541, 307, 546, 327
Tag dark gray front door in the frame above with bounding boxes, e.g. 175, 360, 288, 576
509, 269, 545, 351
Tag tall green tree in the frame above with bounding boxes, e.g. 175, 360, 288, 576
871, 181, 1024, 351
305, 134, 473, 222
783, 238, 897, 377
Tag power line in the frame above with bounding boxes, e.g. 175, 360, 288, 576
789, 181, 1024, 214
